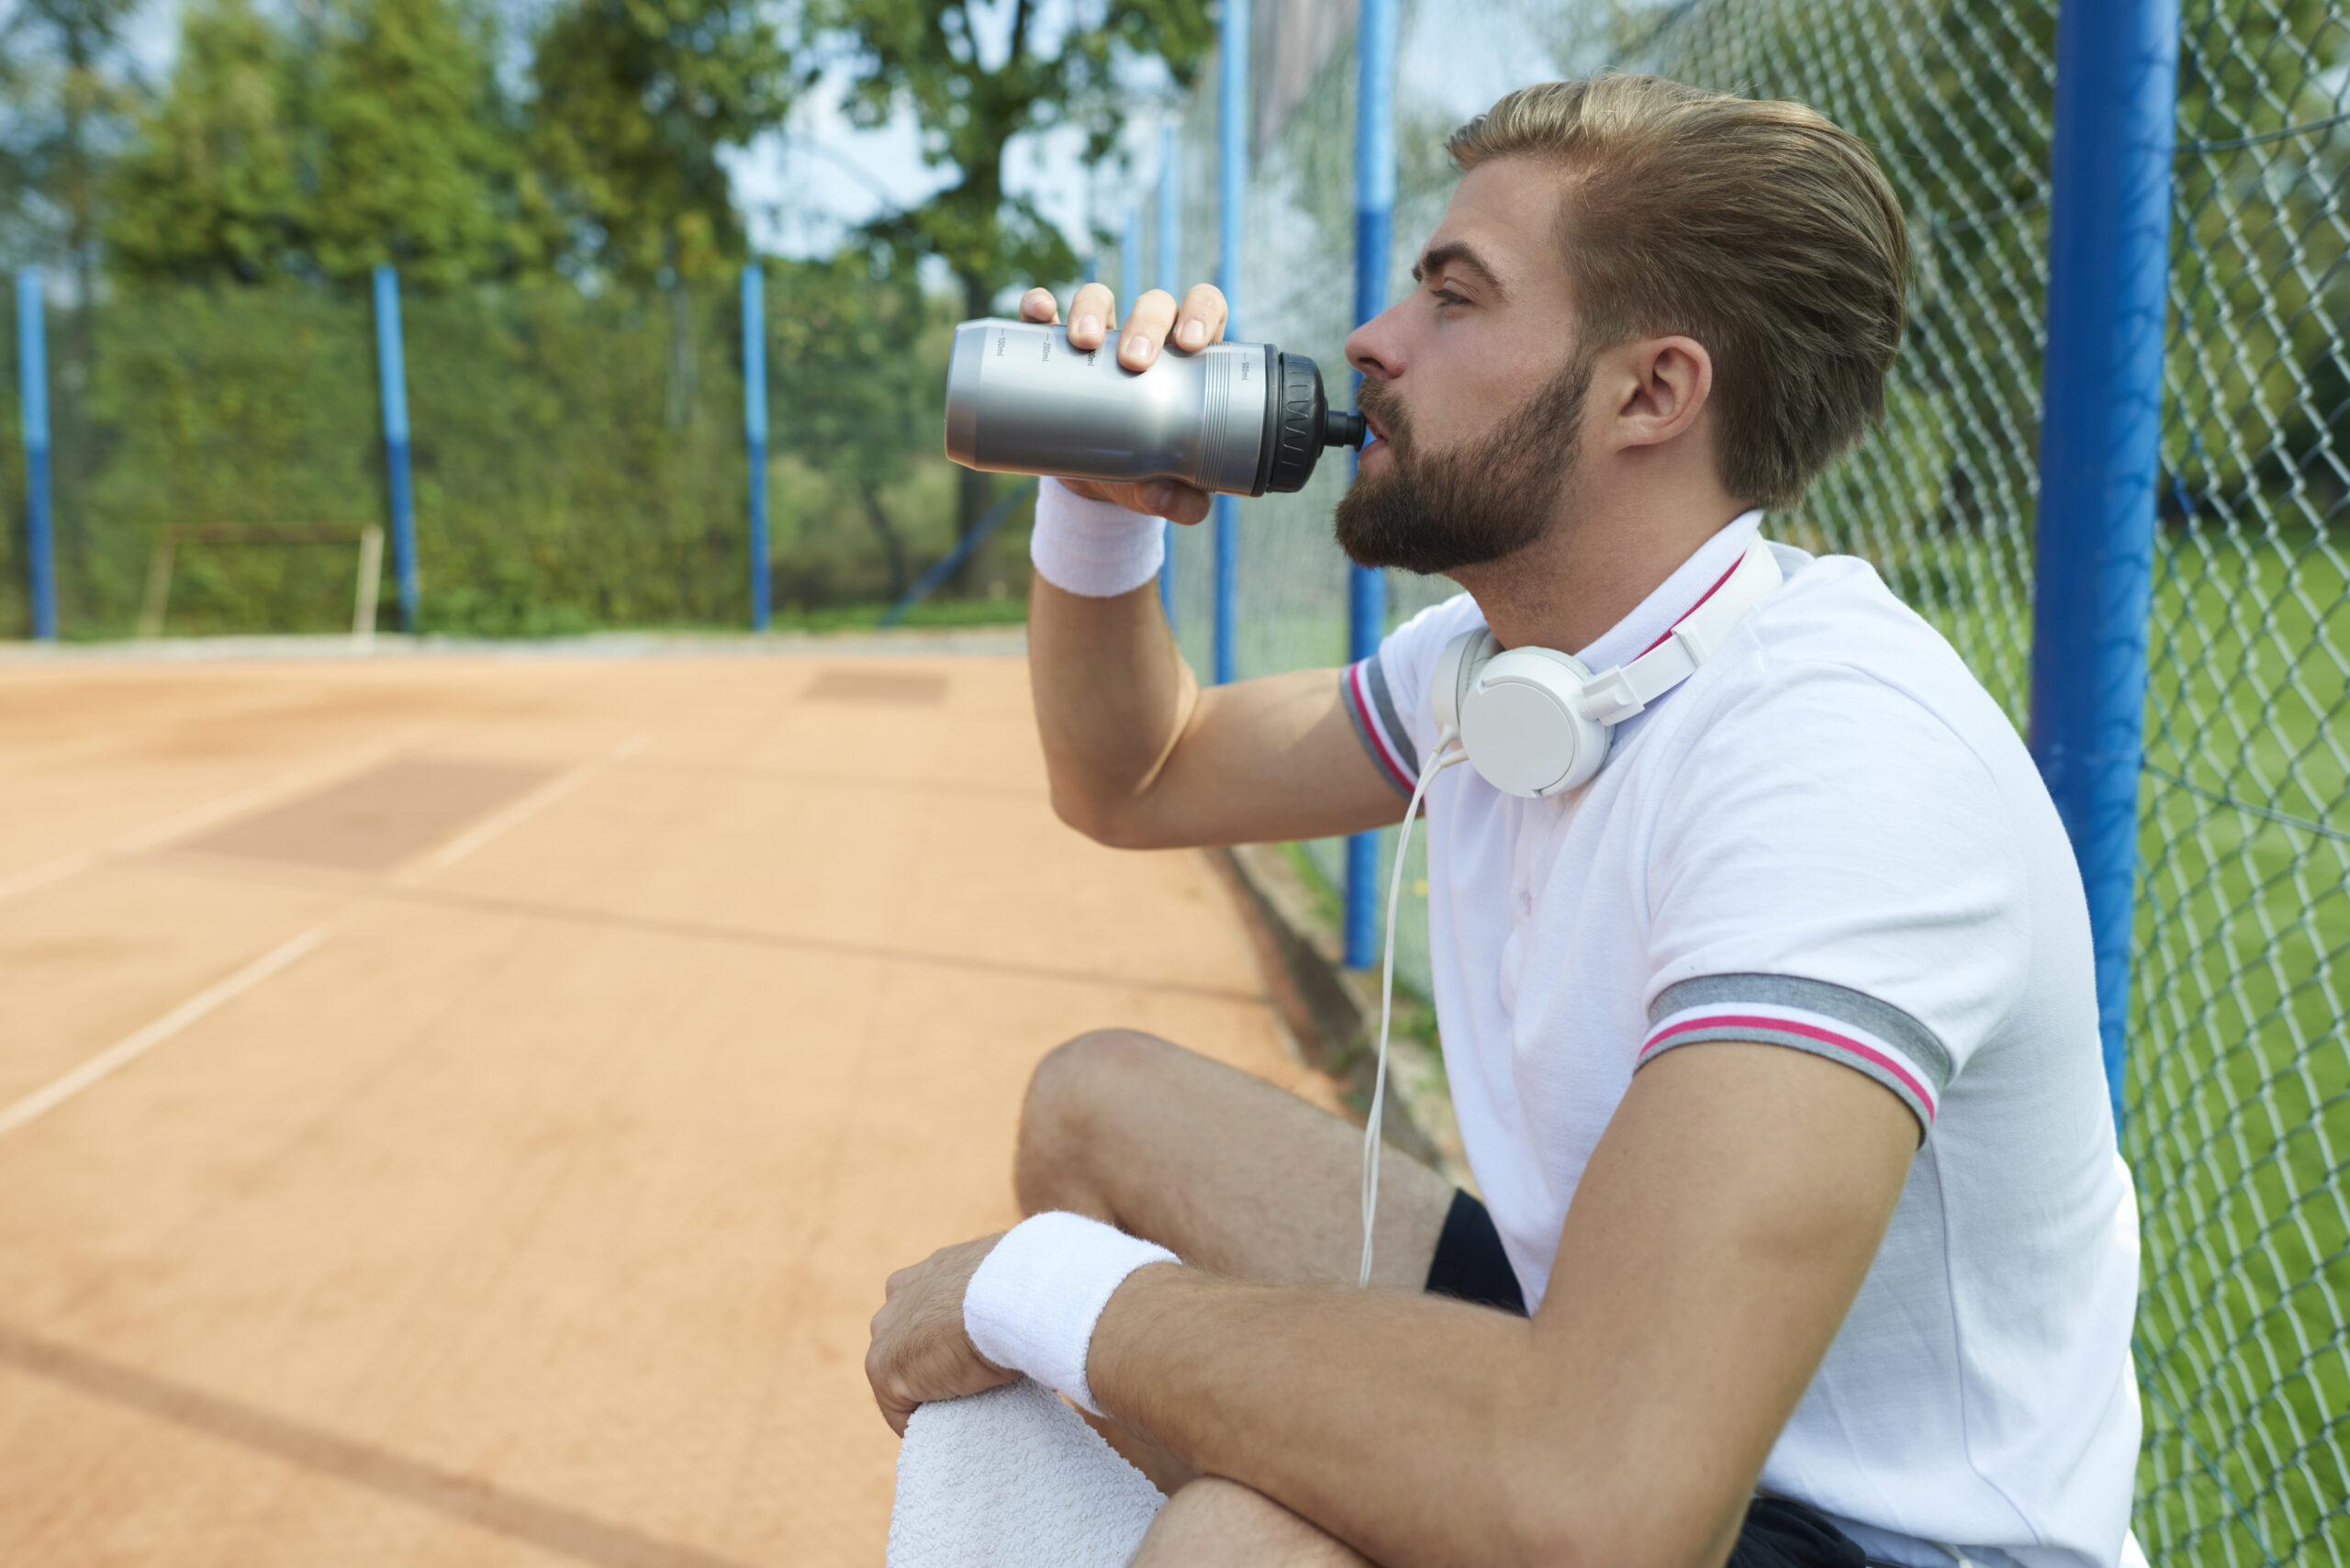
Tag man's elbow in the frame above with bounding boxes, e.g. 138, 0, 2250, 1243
1047, 785, 1166, 850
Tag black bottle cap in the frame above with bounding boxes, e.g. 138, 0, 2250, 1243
1254, 352, 1365, 495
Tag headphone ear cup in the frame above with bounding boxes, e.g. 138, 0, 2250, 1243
1457, 647, 1609, 797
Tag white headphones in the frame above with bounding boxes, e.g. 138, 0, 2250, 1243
1428, 539, 1785, 798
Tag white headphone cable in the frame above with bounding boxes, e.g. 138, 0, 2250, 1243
1360, 724, 1464, 1288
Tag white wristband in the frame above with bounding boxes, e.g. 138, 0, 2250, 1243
963, 1211, 1179, 1416
1028, 478, 1168, 599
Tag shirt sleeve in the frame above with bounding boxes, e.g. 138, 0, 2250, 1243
1340, 592, 1486, 798
1637, 663, 2034, 1136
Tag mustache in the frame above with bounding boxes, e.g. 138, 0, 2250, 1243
1354, 381, 1414, 455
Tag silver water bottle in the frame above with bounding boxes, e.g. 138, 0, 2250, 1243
943, 318, 1367, 497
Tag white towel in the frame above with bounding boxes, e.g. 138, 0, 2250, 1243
887, 1377, 1168, 1567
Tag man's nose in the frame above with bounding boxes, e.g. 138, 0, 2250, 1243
1345, 302, 1407, 382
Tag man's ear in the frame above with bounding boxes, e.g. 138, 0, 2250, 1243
1601, 335, 1713, 452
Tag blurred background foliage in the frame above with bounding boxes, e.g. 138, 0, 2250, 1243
0, 0, 2336, 640
0, 0, 1203, 636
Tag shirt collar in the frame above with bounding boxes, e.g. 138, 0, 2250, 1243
1571, 509, 1765, 672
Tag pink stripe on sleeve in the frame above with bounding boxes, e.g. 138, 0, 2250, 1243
1642, 1013, 1938, 1120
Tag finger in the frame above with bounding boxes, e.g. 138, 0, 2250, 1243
1116, 289, 1180, 370
1143, 479, 1213, 526
1019, 287, 1060, 325
1067, 282, 1117, 351
1172, 284, 1229, 352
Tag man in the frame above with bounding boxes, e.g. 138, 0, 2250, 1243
867, 76, 2143, 1568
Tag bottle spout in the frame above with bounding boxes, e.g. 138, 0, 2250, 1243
1321, 409, 1369, 449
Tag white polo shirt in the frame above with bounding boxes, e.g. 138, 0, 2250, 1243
1342, 515, 2144, 1568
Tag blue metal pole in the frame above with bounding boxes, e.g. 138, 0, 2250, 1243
15, 269, 54, 641
372, 264, 418, 633
1343, 0, 1399, 969
743, 263, 770, 632
1157, 126, 1181, 623
2029, 0, 2180, 1128
1121, 206, 1142, 320
1213, 0, 1248, 686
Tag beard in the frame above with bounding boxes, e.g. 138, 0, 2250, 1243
1333, 353, 1593, 576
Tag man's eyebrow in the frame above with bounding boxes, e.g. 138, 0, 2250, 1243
1409, 241, 1507, 297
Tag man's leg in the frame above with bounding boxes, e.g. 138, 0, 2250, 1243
1014, 1027, 1457, 1289
1128, 1478, 1371, 1567
1015, 1029, 1458, 1494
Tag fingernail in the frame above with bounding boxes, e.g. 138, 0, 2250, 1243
1125, 334, 1152, 361
1074, 313, 1100, 340
1151, 483, 1176, 509
1178, 320, 1205, 348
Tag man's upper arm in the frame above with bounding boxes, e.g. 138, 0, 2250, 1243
1516, 1040, 1918, 1567
1109, 594, 1480, 849
1113, 666, 1409, 847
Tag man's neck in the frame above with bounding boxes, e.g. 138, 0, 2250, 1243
1453, 481, 1750, 655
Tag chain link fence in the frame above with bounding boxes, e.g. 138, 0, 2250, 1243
0, 275, 983, 639
1125, 0, 2346, 1556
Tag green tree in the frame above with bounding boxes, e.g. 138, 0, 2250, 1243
766, 247, 950, 598
800, 0, 1213, 561
105, 0, 307, 285
308, 0, 551, 286
528, 0, 799, 284
0, 0, 140, 318
109, 0, 554, 288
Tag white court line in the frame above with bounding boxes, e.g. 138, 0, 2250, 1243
0, 924, 333, 1142
0, 851, 96, 905
397, 732, 650, 883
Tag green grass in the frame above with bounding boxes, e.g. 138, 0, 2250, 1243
2126, 530, 2349, 1566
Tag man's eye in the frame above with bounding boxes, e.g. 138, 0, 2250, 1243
1431, 286, 1467, 307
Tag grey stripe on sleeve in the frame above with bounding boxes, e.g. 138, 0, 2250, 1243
1363, 654, 1420, 779
1343, 671, 1415, 800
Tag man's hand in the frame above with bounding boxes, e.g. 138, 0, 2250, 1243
1017, 282, 1228, 526
866, 1233, 1017, 1436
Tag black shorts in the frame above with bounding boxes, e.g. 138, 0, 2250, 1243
1423, 1191, 1870, 1568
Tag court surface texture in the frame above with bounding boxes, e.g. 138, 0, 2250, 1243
0, 645, 1332, 1567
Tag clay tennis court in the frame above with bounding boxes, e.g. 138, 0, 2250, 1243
0, 642, 1330, 1567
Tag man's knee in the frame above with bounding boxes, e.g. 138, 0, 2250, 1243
1013, 1028, 1179, 1216
1130, 1478, 1369, 1567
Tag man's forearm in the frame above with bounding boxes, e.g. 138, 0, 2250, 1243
1026, 573, 1200, 844
1089, 1271, 1592, 1568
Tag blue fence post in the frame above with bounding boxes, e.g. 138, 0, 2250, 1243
1121, 207, 1142, 325
743, 263, 770, 632
15, 269, 54, 641
1342, 0, 1399, 969
1157, 126, 1181, 622
1213, 0, 1248, 686
2029, 0, 2180, 1128
371, 264, 418, 633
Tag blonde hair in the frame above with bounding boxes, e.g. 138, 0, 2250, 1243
1448, 76, 1909, 510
